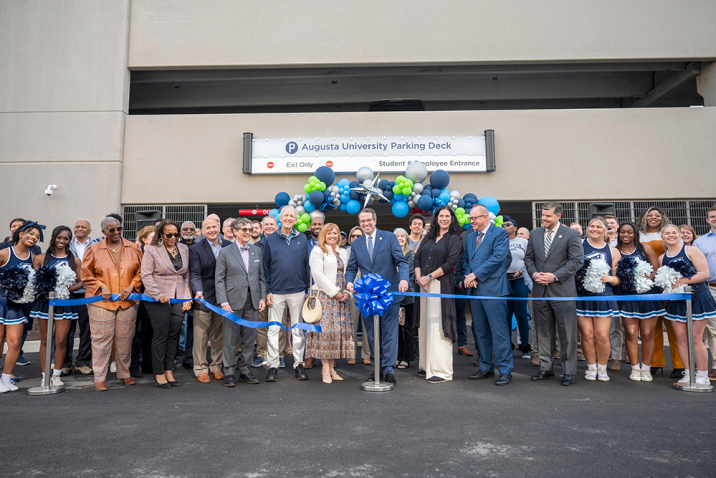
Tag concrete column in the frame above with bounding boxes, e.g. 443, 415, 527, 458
697, 61, 716, 106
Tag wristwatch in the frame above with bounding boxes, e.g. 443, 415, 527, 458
428, 273, 433, 280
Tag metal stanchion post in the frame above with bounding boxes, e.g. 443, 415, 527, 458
361, 315, 394, 392
28, 292, 66, 396
673, 286, 712, 393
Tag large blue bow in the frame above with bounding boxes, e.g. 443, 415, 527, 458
19, 221, 46, 242
354, 273, 394, 317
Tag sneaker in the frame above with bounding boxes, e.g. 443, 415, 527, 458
696, 374, 710, 386
110, 362, 117, 373
677, 370, 690, 384
60, 367, 72, 376
629, 369, 642, 381
2, 379, 18, 392
50, 376, 64, 387
74, 365, 93, 375
584, 369, 597, 381
10, 375, 19, 383
251, 357, 264, 368
16, 355, 30, 366
0, 381, 9, 393
279, 358, 285, 368
522, 352, 531, 359
640, 369, 653, 382
597, 369, 610, 382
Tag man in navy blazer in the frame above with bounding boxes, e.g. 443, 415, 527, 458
460, 204, 514, 386
346, 208, 409, 385
188, 217, 233, 383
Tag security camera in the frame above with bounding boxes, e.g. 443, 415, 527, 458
45, 185, 57, 196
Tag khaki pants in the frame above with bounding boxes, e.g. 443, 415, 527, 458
89, 304, 137, 382
704, 285, 716, 370
256, 306, 286, 359
193, 309, 224, 375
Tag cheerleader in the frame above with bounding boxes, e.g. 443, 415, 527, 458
577, 217, 621, 382
615, 221, 665, 382
0, 221, 43, 393
31, 226, 83, 387
659, 225, 716, 385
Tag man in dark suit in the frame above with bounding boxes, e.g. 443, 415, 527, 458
525, 201, 584, 386
215, 218, 266, 387
189, 217, 233, 383
346, 208, 409, 385
460, 205, 513, 385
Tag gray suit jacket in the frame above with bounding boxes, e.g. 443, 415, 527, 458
215, 241, 266, 311
524, 224, 583, 298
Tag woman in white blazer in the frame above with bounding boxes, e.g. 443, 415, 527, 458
305, 223, 355, 384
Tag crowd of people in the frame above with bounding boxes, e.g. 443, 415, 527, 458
1, 201, 715, 393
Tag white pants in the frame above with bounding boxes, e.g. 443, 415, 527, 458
267, 292, 305, 369
704, 285, 716, 370
418, 281, 453, 380
610, 315, 624, 360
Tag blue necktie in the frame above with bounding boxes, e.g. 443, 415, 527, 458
367, 235, 374, 264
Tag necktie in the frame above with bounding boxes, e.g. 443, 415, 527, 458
367, 235, 374, 264
544, 230, 553, 256
474, 232, 484, 251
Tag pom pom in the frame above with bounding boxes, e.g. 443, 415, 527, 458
54, 264, 77, 300
633, 259, 654, 294
0, 266, 35, 303
34, 265, 58, 299
665, 258, 697, 279
655, 266, 686, 293
576, 258, 611, 295
617, 257, 654, 294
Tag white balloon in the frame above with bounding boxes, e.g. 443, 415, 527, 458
296, 206, 306, 215
405, 162, 428, 183
331, 186, 340, 193
363, 179, 373, 187
309, 210, 325, 222
288, 200, 296, 207
356, 166, 374, 182
332, 199, 341, 206
450, 190, 461, 199
412, 183, 424, 194
408, 200, 415, 208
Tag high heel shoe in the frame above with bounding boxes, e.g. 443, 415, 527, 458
155, 378, 171, 389
168, 380, 179, 387
330, 369, 343, 381
650, 366, 663, 375
322, 370, 332, 384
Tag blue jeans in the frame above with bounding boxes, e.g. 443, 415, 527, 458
507, 278, 530, 350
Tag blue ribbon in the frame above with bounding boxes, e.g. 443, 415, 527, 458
354, 273, 395, 317
50, 294, 321, 332
394, 291, 689, 302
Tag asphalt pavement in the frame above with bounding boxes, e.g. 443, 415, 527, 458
1, 344, 714, 477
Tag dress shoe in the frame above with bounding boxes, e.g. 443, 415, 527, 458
60, 366, 72, 376
154, 379, 171, 389
367, 372, 384, 382
168, 380, 179, 387
211, 369, 225, 380
577, 351, 586, 361
650, 366, 663, 375
384, 373, 396, 385
362, 359, 371, 365
197, 372, 211, 383
708, 369, 716, 380
239, 372, 259, 384
609, 359, 621, 372
417, 370, 426, 377
347, 359, 356, 365
561, 374, 575, 386
495, 374, 512, 386
427, 376, 447, 384
670, 368, 685, 379
224, 375, 237, 387
295, 364, 309, 380
531, 370, 555, 381
121, 377, 136, 386
75, 365, 93, 375
182, 359, 193, 369
94, 381, 108, 391
457, 346, 473, 356
531, 355, 540, 367
469, 370, 494, 380
129, 366, 143, 378
473, 359, 480, 367
304, 358, 315, 369
266, 367, 278, 382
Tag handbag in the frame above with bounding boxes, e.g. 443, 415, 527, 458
398, 307, 406, 326
302, 277, 323, 324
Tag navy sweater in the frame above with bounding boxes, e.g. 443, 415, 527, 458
262, 229, 310, 295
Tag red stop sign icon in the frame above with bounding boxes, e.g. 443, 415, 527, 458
326, 161, 333, 167
267, 162, 274, 169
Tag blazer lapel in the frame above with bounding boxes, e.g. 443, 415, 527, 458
373, 230, 385, 258
178, 245, 189, 274
201, 240, 216, 267
156, 244, 175, 271
229, 243, 247, 273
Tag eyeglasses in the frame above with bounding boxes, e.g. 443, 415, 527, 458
162, 232, 180, 238
501, 223, 513, 228
469, 215, 487, 222
106, 227, 123, 234
350, 234, 361, 239
181, 228, 195, 232
236, 227, 251, 233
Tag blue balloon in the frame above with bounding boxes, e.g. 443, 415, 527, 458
417, 195, 434, 211
462, 222, 472, 229
349, 180, 360, 189
339, 204, 347, 212
423, 184, 433, 191
392, 201, 409, 218
432, 189, 442, 198
383, 190, 394, 200
378, 179, 390, 190
314, 166, 335, 186
350, 191, 360, 200
463, 193, 478, 203
275, 192, 290, 207
457, 199, 465, 208
269, 208, 280, 217
421, 190, 431, 196
337, 178, 349, 187
430, 169, 450, 190
303, 200, 316, 212
478, 196, 500, 216
309, 190, 325, 206
346, 200, 361, 215
438, 192, 451, 203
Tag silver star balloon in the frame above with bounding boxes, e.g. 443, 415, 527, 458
350, 172, 390, 210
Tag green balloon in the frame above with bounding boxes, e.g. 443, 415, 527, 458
309, 176, 318, 183
406, 179, 413, 188
296, 223, 308, 232
303, 184, 311, 193
301, 213, 311, 223
319, 182, 326, 191
396, 175, 405, 183
392, 185, 402, 194
455, 207, 465, 216
402, 187, 411, 196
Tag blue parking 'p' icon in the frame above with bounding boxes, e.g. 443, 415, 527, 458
286, 141, 299, 154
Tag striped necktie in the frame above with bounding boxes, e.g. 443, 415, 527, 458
474, 231, 484, 251
367, 235, 374, 264
544, 229, 553, 256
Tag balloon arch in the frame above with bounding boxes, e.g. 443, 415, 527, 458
269, 163, 502, 231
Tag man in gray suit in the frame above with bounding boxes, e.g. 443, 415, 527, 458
525, 202, 584, 386
215, 218, 266, 386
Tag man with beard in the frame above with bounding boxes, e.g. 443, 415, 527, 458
180, 222, 198, 246
251, 221, 262, 244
